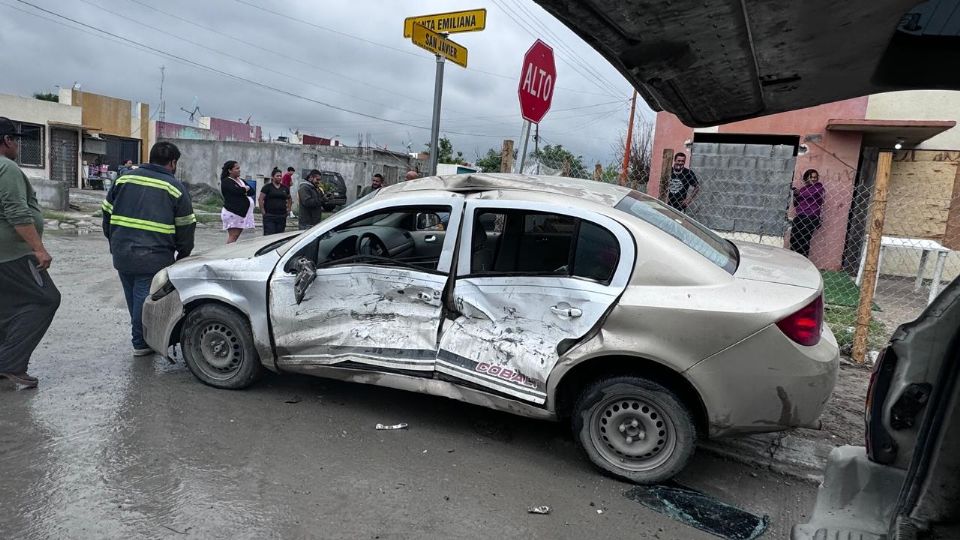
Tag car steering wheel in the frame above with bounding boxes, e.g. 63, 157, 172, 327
356, 233, 389, 258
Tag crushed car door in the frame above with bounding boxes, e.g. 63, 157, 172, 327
436, 200, 635, 404
269, 197, 464, 373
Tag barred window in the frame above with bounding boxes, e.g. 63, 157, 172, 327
14, 121, 44, 168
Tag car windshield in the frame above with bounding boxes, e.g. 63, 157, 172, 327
614, 190, 738, 274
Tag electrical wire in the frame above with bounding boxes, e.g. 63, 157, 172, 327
230, 0, 625, 99
122, 0, 435, 110
10, 0, 452, 133
507, 0, 626, 97
76, 0, 431, 119
489, 0, 622, 98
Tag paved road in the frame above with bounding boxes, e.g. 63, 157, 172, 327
1, 230, 816, 539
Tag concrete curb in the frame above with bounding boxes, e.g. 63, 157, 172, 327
700, 429, 834, 484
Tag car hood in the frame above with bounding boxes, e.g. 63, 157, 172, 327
732, 241, 822, 290
533, 0, 960, 126
189, 231, 301, 261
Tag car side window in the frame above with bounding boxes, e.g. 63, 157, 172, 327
572, 221, 620, 283
470, 209, 620, 283
290, 205, 452, 273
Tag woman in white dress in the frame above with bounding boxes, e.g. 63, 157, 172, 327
219, 160, 255, 244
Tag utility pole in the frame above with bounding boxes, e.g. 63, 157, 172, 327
619, 89, 638, 186
516, 120, 531, 173
534, 123, 540, 174
159, 66, 166, 122
500, 139, 515, 173
427, 50, 446, 176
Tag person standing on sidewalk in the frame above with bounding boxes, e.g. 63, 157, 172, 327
0, 117, 60, 388
666, 152, 700, 212
297, 169, 326, 230
220, 160, 255, 244
281, 166, 295, 189
101, 141, 195, 357
360, 173, 384, 198
258, 167, 291, 235
790, 168, 826, 258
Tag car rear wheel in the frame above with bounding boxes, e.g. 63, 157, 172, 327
181, 304, 263, 389
573, 376, 696, 484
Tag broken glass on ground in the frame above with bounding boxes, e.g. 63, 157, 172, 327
623, 483, 768, 540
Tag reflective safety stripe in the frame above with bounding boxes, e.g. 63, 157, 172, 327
101, 200, 114, 214
110, 214, 176, 234
115, 175, 182, 199
174, 214, 197, 226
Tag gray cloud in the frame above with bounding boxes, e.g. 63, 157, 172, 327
0, 0, 653, 165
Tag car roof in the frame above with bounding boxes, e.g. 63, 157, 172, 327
379, 173, 633, 207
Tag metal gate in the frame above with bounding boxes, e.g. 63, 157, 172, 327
50, 128, 79, 187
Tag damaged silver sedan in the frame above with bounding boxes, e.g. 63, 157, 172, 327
143, 174, 838, 483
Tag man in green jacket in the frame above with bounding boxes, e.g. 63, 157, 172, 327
0, 117, 61, 388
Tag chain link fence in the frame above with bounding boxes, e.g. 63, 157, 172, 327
520, 141, 960, 359
679, 144, 960, 357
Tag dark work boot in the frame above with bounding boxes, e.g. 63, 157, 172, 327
0, 372, 39, 388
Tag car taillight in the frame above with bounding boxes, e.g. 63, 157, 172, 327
776, 295, 823, 346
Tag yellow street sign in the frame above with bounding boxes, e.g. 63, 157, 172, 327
410, 23, 469, 68
403, 9, 487, 38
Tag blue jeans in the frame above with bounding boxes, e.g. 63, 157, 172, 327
118, 272, 153, 349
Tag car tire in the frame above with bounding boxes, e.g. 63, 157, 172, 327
180, 304, 263, 389
572, 376, 696, 484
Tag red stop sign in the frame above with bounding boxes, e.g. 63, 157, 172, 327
517, 39, 556, 124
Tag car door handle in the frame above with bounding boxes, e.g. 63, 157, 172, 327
418, 290, 441, 303
550, 305, 583, 318
424, 235, 437, 243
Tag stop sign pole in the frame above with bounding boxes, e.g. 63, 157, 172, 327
516, 39, 556, 173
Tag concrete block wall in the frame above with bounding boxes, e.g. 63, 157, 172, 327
159, 138, 422, 206
689, 142, 796, 237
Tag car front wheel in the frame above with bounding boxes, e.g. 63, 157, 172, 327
181, 304, 263, 389
573, 376, 696, 484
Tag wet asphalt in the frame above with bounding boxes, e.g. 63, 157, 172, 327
1, 230, 817, 539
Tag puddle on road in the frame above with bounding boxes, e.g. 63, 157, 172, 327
624, 484, 768, 540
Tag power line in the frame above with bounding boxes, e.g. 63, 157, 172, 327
121, 0, 436, 110
230, 0, 623, 99
489, 0, 622, 98
11, 0, 463, 133
76, 0, 431, 119
507, 0, 626, 97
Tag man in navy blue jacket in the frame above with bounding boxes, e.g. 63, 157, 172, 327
101, 142, 196, 356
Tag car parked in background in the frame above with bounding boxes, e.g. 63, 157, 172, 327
142, 174, 838, 484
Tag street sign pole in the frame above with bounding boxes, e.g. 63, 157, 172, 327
428, 53, 445, 176
516, 120, 531, 173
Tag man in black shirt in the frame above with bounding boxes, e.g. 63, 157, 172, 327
666, 152, 700, 212
258, 168, 292, 235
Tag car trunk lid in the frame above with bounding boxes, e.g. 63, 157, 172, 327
732, 241, 822, 290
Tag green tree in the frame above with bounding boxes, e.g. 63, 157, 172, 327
475, 147, 522, 172
530, 144, 587, 177
426, 137, 466, 165
33, 92, 58, 102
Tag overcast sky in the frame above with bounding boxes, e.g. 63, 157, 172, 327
0, 0, 654, 165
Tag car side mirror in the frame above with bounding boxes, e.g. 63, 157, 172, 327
417, 212, 442, 231
293, 257, 316, 304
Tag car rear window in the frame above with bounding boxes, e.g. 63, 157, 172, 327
614, 191, 738, 274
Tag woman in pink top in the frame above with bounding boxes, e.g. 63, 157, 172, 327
790, 168, 825, 258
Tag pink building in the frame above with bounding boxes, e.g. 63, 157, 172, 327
649, 93, 958, 272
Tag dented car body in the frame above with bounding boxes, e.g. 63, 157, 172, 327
143, 173, 839, 482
